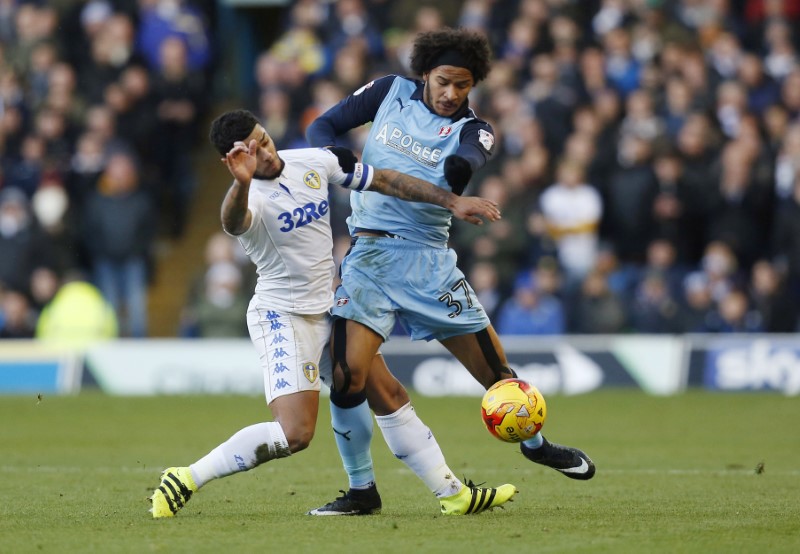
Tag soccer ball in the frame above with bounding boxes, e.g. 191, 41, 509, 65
481, 378, 547, 443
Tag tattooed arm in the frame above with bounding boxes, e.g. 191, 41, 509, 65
371, 168, 501, 225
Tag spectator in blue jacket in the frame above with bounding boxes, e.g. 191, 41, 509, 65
497, 269, 565, 335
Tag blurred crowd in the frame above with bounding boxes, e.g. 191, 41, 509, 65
2, 0, 800, 340
0, 0, 214, 338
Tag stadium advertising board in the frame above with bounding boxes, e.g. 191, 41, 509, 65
35, 335, 800, 397
85, 339, 263, 395
686, 336, 800, 395
0, 341, 82, 394
83, 336, 686, 396
380, 336, 686, 397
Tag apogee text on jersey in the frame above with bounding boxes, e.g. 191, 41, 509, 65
374, 124, 443, 167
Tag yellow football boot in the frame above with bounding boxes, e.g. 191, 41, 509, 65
150, 467, 198, 518
439, 480, 518, 515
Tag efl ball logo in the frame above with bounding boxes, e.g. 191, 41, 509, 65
438, 126, 453, 137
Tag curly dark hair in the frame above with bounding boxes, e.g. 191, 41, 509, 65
209, 109, 260, 156
409, 28, 493, 83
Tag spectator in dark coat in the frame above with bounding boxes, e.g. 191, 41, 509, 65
4, 134, 46, 198
675, 113, 720, 264
0, 289, 36, 338
0, 188, 48, 295
627, 272, 684, 334
679, 272, 717, 333
737, 53, 780, 115
706, 141, 770, 268
705, 290, 764, 333
749, 260, 799, 332
81, 151, 154, 337
771, 176, 800, 290
150, 36, 207, 237
568, 270, 627, 334
603, 133, 659, 264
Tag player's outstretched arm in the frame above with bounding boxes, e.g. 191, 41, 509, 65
220, 140, 256, 235
371, 168, 501, 225
447, 195, 502, 225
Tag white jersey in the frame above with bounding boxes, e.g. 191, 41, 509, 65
231, 148, 374, 314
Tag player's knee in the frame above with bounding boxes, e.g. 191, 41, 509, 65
344, 361, 368, 392
281, 422, 316, 453
367, 376, 409, 416
332, 359, 367, 393
288, 431, 314, 453
330, 317, 374, 394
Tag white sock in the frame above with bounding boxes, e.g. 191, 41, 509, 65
189, 421, 290, 488
375, 403, 463, 499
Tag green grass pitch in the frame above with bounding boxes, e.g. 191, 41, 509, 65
1, 390, 798, 553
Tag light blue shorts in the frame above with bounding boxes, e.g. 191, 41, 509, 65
332, 237, 490, 341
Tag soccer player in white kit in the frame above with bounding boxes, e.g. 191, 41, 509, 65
149, 109, 516, 517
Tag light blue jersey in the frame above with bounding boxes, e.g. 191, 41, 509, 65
307, 75, 495, 339
308, 75, 495, 247
352, 78, 473, 246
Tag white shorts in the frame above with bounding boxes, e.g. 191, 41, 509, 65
246, 300, 332, 403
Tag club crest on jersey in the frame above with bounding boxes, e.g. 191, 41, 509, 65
478, 129, 494, 151
303, 170, 321, 189
303, 362, 319, 383
438, 126, 453, 137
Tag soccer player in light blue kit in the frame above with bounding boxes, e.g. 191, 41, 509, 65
307, 28, 596, 516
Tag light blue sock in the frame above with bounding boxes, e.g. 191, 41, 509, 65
330, 396, 375, 489
522, 432, 544, 450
